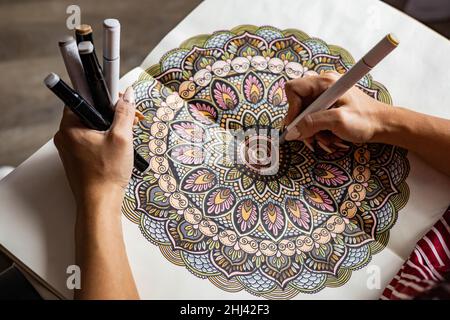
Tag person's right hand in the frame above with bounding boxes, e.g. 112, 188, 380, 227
283, 71, 390, 151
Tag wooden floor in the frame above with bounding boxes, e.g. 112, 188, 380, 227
0, 0, 201, 166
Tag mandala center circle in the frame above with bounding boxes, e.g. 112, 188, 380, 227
238, 135, 279, 175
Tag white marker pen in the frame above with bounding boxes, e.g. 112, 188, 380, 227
103, 18, 121, 106
58, 35, 93, 105
280, 33, 399, 143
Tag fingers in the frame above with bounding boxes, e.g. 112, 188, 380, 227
118, 91, 144, 125
284, 81, 303, 126
283, 72, 339, 126
303, 137, 315, 152
287, 108, 341, 141
55, 106, 86, 152
59, 106, 84, 130
110, 86, 136, 139
283, 71, 352, 154
315, 131, 337, 154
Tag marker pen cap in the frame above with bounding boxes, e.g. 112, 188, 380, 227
58, 35, 94, 103
103, 19, 120, 60
75, 24, 94, 44
363, 33, 399, 68
58, 35, 76, 48
78, 41, 95, 55
44, 73, 80, 107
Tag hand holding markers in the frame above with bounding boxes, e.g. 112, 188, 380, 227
53, 85, 137, 205
46, 19, 148, 172
46, 21, 142, 300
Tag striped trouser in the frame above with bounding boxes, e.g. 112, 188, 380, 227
381, 208, 450, 300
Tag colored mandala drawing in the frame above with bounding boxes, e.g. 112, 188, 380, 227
122, 25, 410, 299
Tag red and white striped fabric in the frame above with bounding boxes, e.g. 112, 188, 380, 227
381, 207, 450, 300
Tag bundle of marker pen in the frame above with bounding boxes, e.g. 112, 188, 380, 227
44, 20, 149, 172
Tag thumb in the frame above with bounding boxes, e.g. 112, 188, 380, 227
110, 86, 136, 136
295, 108, 341, 140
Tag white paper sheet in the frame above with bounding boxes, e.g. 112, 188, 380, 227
1, 0, 450, 299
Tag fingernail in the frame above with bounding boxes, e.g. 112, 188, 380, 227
135, 110, 145, 121
281, 118, 289, 133
123, 87, 135, 105
317, 141, 333, 154
285, 127, 301, 141
303, 140, 315, 152
334, 141, 350, 149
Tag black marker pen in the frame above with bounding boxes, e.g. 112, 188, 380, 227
75, 24, 95, 44
78, 41, 114, 122
44, 72, 149, 172
75, 24, 98, 56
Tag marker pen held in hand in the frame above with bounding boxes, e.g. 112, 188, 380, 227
44, 72, 149, 172
103, 19, 121, 106
58, 35, 93, 105
78, 41, 115, 122
280, 33, 399, 144
44, 73, 109, 130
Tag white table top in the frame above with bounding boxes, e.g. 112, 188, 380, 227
1, 0, 450, 299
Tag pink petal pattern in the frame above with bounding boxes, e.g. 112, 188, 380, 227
268, 77, 287, 107
172, 121, 205, 143
181, 168, 217, 193
261, 202, 285, 240
313, 163, 350, 187
170, 145, 205, 165
285, 198, 312, 232
233, 199, 258, 234
243, 73, 264, 104
188, 100, 218, 124
205, 188, 236, 216
211, 80, 239, 110
303, 186, 336, 213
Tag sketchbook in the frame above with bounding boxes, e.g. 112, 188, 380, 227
1, 0, 450, 300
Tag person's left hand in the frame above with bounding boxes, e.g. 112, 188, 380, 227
54, 87, 136, 210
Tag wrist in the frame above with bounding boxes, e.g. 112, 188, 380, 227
76, 183, 125, 220
370, 103, 401, 144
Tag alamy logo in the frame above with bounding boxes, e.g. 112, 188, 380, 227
366, 265, 381, 290
66, 5, 81, 30
66, 265, 81, 290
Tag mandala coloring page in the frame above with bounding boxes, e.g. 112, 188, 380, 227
122, 26, 410, 299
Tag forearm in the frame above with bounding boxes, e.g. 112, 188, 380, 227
373, 106, 450, 176
74, 186, 139, 300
